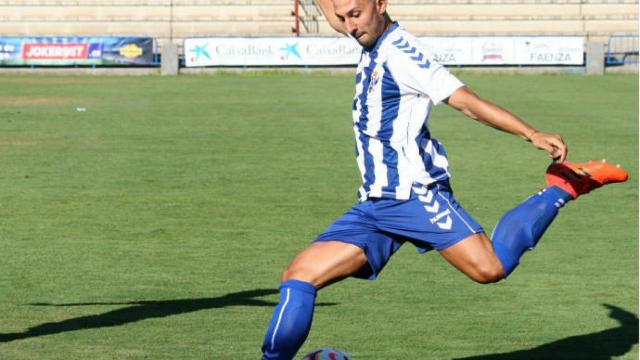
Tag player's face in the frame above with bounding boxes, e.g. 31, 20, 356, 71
333, 0, 389, 48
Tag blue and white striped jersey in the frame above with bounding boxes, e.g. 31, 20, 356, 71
352, 22, 464, 201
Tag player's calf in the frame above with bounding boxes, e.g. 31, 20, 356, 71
261, 279, 317, 360
262, 241, 367, 359
491, 159, 628, 277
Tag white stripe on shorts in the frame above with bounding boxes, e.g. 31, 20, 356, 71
436, 183, 476, 233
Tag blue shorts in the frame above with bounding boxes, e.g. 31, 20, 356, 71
314, 181, 484, 280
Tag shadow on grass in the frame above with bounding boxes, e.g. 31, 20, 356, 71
454, 304, 638, 360
0, 288, 336, 342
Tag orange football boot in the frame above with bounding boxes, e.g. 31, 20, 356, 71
545, 160, 629, 199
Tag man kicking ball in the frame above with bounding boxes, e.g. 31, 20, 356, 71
260, 0, 629, 358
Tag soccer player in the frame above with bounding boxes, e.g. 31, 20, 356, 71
260, 0, 629, 358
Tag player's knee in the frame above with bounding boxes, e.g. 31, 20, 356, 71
470, 264, 505, 284
280, 266, 319, 286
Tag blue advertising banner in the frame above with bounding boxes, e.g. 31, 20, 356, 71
0, 37, 154, 66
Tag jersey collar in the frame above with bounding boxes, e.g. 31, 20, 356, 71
364, 21, 399, 53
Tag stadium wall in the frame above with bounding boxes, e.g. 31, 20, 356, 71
0, 0, 637, 73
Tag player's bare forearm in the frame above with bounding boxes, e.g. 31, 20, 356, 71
315, 0, 347, 35
447, 87, 535, 138
447, 86, 568, 161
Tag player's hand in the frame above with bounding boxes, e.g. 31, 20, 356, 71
528, 131, 568, 162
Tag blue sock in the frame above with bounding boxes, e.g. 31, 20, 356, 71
261, 279, 317, 360
492, 186, 573, 276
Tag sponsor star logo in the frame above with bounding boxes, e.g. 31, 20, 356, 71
189, 43, 211, 62
278, 43, 301, 60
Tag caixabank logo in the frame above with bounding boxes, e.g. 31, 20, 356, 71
188, 43, 211, 64
278, 42, 301, 61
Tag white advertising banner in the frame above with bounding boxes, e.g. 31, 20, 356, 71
184, 36, 584, 67
184, 37, 361, 67
421, 36, 584, 65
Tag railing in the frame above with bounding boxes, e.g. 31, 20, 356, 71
606, 34, 639, 67
293, 0, 321, 36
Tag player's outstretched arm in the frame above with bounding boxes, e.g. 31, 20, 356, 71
446, 86, 568, 162
315, 0, 348, 35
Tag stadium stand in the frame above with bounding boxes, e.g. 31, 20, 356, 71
0, 0, 295, 48
0, 0, 637, 50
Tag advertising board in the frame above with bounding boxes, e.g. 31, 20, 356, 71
184, 36, 584, 67
0, 37, 154, 66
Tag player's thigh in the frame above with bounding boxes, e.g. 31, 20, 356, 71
439, 232, 505, 283
282, 241, 368, 289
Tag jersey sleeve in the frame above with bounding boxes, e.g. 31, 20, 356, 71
388, 45, 464, 105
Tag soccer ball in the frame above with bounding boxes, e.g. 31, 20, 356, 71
301, 347, 352, 360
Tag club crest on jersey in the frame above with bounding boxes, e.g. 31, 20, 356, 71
367, 70, 380, 94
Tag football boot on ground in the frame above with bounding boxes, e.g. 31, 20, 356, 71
545, 160, 629, 199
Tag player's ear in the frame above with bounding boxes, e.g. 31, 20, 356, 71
376, 0, 388, 15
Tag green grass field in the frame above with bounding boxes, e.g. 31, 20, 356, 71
0, 71, 637, 359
